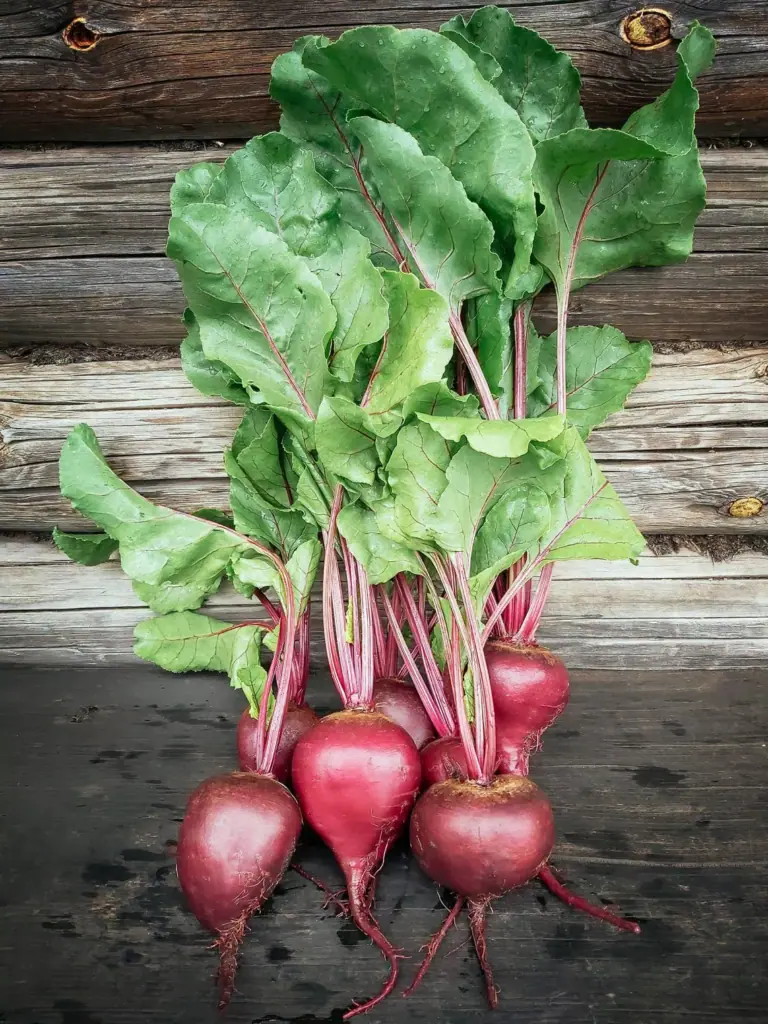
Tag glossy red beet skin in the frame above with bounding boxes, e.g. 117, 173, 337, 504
485, 641, 570, 774
410, 775, 555, 898
420, 735, 472, 787
373, 677, 436, 750
176, 772, 302, 1006
237, 702, 319, 781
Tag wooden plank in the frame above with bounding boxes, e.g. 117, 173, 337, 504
1, 539, 765, 667
1, 146, 766, 350
1, 147, 764, 262
2, 351, 766, 533
0, 664, 766, 1022
1, 2, 765, 141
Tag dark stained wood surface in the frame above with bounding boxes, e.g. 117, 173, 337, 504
1, 2, 766, 141
2, 143, 768, 350
0, 664, 765, 1023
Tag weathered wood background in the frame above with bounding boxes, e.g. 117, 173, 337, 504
1, 1, 767, 669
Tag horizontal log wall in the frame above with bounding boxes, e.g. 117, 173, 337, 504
1, 2, 766, 669
1, 1, 765, 140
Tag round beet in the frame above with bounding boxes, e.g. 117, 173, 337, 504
485, 641, 569, 774
411, 775, 555, 898
373, 676, 436, 750
237, 702, 319, 782
420, 735, 472, 787
292, 709, 421, 1016
176, 772, 302, 1007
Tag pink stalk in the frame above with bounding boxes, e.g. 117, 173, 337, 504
381, 589, 452, 737
322, 487, 356, 702
370, 585, 387, 680
517, 563, 554, 644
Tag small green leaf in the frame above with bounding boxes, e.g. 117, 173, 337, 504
180, 311, 249, 406
441, 8, 586, 141
170, 163, 222, 215
402, 381, 480, 421
529, 325, 653, 437
465, 290, 513, 402
191, 508, 235, 529
417, 413, 566, 458
315, 395, 400, 492
364, 271, 454, 415
52, 527, 118, 566
285, 538, 322, 616
337, 502, 422, 584
383, 419, 454, 548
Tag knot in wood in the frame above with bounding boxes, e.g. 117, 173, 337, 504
727, 497, 764, 518
620, 9, 672, 51
63, 17, 100, 52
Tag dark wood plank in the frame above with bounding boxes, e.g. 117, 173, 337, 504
2, 147, 764, 261
1, 2, 766, 141
0, 665, 765, 1023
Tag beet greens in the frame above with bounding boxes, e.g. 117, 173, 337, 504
53, 6, 715, 1014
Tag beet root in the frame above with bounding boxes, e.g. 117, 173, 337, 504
485, 641, 569, 774
409, 775, 555, 1004
176, 772, 302, 1007
237, 702, 319, 782
373, 676, 436, 750
292, 710, 421, 1018
420, 735, 472, 787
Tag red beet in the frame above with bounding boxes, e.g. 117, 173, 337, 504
237, 702, 319, 782
176, 772, 302, 1007
292, 709, 421, 1018
485, 640, 569, 774
420, 735, 472, 787
373, 676, 436, 750
409, 775, 555, 1006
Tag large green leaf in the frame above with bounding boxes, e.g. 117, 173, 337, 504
337, 502, 422, 584
271, 38, 396, 257
533, 24, 715, 298
134, 611, 268, 707
302, 26, 537, 290
168, 203, 334, 439
348, 116, 501, 312
59, 424, 278, 613
364, 271, 454, 415
417, 413, 565, 458
529, 325, 653, 437
441, 7, 586, 142
52, 527, 117, 566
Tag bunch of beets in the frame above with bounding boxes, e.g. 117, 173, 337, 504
55, 8, 714, 1016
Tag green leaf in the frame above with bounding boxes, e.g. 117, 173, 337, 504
170, 163, 222, 215
532, 24, 715, 297
59, 424, 278, 613
168, 202, 334, 439
270, 38, 396, 256
315, 225, 389, 383
348, 116, 502, 312
208, 132, 339, 257
134, 611, 268, 705
417, 413, 566, 458
230, 408, 292, 509
337, 502, 422, 584
52, 527, 118, 566
383, 420, 454, 548
537, 427, 646, 564
303, 25, 537, 291
441, 8, 586, 142
464, 290, 513, 402
529, 325, 653, 437
315, 395, 400, 493
179, 311, 249, 406
192, 508, 235, 529
285, 538, 322, 616
364, 271, 454, 415
402, 380, 480, 421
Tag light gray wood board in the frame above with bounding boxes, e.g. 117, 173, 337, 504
0, 148, 767, 348
1, 538, 765, 667
1, 148, 764, 260
1, 351, 766, 533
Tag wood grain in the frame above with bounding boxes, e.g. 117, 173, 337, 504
1, 664, 765, 1022
2, 350, 766, 533
1, 535, 765, 667
1, 2, 765, 141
